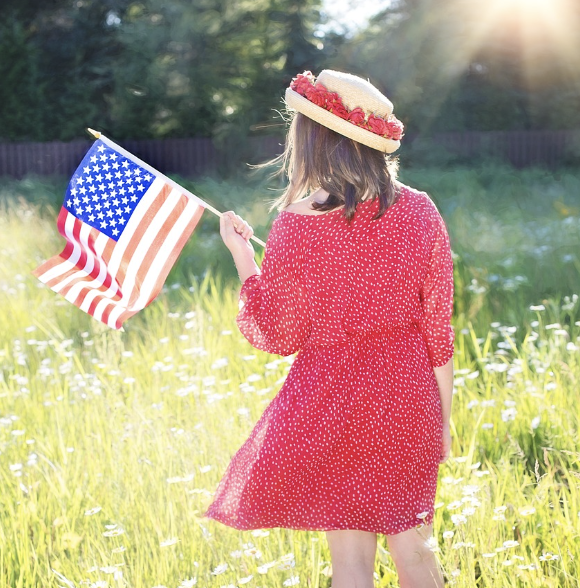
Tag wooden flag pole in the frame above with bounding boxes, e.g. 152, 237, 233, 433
86, 128, 267, 248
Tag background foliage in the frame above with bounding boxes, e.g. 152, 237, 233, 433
1, 0, 579, 145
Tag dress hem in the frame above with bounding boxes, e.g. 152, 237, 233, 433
201, 509, 432, 537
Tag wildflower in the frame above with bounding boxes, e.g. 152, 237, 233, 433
257, 561, 277, 574
482, 552, 496, 558
238, 576, 253, 585
178, 578, 197, 587
283, 576, 300, 586
102, 528, 125, 537
84, 506, 102, 516
160, 537, 180, 547
450, 514, 467, 525
519, 506, 536, 516
529, 305, 545, 311
416, 511, 429, 520
531, 417, 541, 430
539, 552, 559, 561
199, 465, 212, 473
211, 563, 228, 575
503, 540, 519, 548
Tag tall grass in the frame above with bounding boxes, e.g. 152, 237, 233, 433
0, 167, 579, 587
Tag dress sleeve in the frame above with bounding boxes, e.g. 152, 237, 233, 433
236, 216, 312, 356
419, 208, 455, 368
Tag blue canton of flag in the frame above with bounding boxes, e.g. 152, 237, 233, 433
64, 140, 156, 241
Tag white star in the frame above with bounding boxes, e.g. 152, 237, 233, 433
124, 206, 131, 214
70, 187, 77, 196
75, 207, 83, 215
88, 214, 95, 222
86, 175, 93, 184
121, 197, 128, 205
130, 194, 138, 202
115, 171, 122, 179
119, 187, 126, 195
79, 186, 87, 195
112, 228, 119, 236
112, 162, 120, 170
134, 168, 141, 176
90, 155, 97, 163
106, 209, 113, 218
115, 208, 123, 216
105, 172, 112, 180
100, 220, 108, 228
109, 152, 117, 160
100, 154, 107, 162
97, 211, 104, 220
95, 203, 101, 211
82, 196, 89, 204
112, 198, 120, 207
97, 145, 105, 152
103, 200, 111, 209
86, 204, 93, 213
128, 185, 135, 194
76, 177, 84, 185
137, 184, 145, 191
98, 184, 105, 192
103, 163, 110, 171
144, 174, 152, 181
122, 160, 129, 168
124, 169, 132, 177
83, 166, 90, 174
91, 194, 99, 202
92, 164, 100, 172
119, 217, 126, 225
73, 197, 80, 206
89, 185, 96, 193
66, 199, 72, 207
95, 174, 103, 182
110, 218, 117, 226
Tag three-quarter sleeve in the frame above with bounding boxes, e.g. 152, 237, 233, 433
419, 208, 455, 368
236, 216, 312, 356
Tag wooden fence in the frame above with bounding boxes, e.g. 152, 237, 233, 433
0, 131, 578, 178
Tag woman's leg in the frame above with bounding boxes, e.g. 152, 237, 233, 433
386, 524, 444, 588
325, 529, 377, 588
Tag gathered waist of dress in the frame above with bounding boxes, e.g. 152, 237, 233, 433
302, 322, 420, 350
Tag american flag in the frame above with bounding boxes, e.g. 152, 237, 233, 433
32, 137, 206, 330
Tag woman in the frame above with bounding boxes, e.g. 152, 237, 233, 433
203, 69, 455, 588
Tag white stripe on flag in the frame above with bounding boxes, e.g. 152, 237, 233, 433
49, 224, 100, 292
91, 185, 183, 321
106, 199, 200, 327
36, 213, 79, 283
75, 177, 166, 312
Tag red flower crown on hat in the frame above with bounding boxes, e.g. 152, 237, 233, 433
290, 71, 404, 142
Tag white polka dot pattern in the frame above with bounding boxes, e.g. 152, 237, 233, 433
203, 184, 455, 536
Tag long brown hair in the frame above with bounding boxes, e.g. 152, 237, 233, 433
260, 111, 401, 223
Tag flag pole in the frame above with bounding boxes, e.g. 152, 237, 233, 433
86, 129, 266, 248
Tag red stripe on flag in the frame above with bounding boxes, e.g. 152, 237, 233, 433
100, 190, 193, 325
31, 208, 75, 278
79, 182, 174, 316
114, 203, 205, 329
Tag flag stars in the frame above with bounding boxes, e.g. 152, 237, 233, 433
124, 169, 132, 178
97, 145, 105, 152
97, 212, 104, 220
86, 175, 94, 184
115, 208, 123, 216
70, 188, 77, 196
119, 187, 126, 195
73, 197, 80, 206
76, 177, 84, 185
128, 185, 135, 194
92, 164, 100, 172
106, 209, 113, 218
98, 184, 105, 192
103, 163, 110, 172
103, 200, 111, 209
88, 214, 95, 222
112, 198, 120, 207
100, 220, 108, 228
82, 195, 89, 204
66, 199, 72, 207
92, 194, 99, 202
100, 154, 108, 162
119, 217, 126, 225
90, 155, 97, 163
122, 160, 129, 168
115, 171, 122, 179
112, 228, 119, 236
121, 196, 128, 205
76, 207, 83, 215
95, 203, 102, 211
112, 162, 120, 170
130, 195, 138, 202
79, 186, 87, 195
144, 174, 152, 182
137, 184, 145, 191
86, 204, 93, 213
89, 185, 96, 193
83, 166, 90, 174
124, 206, 131, 214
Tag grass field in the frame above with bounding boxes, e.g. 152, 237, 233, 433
0, 166, 579, 587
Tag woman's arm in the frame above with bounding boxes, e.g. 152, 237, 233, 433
433, 356, 453, 427
433, 356, 454, 462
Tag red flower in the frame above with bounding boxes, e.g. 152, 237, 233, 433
347, 107, 366, 125
291, 72, 315, 96
305, 85, 328, 108
367, 114, 388, 136
331, 103, 349, 119
386, 117, 404, 140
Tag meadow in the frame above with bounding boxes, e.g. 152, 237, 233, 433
0, 165, 579, 588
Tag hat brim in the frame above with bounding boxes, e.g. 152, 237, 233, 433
284, 87, 401, 154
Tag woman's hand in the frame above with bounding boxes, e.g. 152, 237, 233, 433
440, 423, 452, 463
219, 211, 255, 256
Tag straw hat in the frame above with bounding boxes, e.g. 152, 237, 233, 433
284, 69, 404, 154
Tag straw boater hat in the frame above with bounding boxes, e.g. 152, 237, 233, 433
284, 69, 404, 154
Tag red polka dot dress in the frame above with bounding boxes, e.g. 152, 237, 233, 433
203, 184, 455, 536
